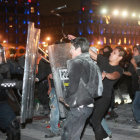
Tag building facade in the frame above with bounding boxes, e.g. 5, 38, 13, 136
41, 0, 140, 50
0, 0, 40, 46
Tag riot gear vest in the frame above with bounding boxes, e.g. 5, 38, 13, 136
0, 63, 10, 101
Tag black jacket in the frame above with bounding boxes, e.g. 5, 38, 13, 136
0, 63, 10, 101
65, 53, 103, 108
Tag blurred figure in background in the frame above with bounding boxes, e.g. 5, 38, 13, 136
103, 46, 112, 58
124, 45, 140, 129
35, 50, 51, 116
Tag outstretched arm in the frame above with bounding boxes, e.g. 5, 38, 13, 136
102, 71, 121, 80
67, 35, 76, 40
89, 49, 97, 61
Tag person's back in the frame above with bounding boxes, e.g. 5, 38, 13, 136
61, 37, 102, 140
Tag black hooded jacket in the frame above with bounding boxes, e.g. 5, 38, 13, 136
65, 53, 103, 108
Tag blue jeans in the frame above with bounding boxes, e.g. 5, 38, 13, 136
0, 102, 16, 129
132, 91, 140, 123
101, 118, 112, 136
49, 88, 60, 134
61, 107, 93, 140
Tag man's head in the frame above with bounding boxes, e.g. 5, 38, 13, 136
103, 45, 112, 58
109, 46, 126, 64
70, 37, 89, 58
133, 45, 140, 56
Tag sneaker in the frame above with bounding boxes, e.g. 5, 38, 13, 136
108, 134, 112, 138
45, 130, 60, 138
103, 136, 110, 140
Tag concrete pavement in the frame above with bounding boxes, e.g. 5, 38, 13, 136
1, 103, 140, 140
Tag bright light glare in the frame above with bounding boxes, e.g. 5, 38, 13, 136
42, 42, 46, 45
113, 9, 119, 16
3, 40, 7, 43
46, 37, 51, 41
122, 11, 128, 17
101, 8, 107, 14
132, 13, 136, 17
97, 41, 101, 45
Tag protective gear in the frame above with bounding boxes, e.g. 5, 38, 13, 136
48, 43, 71, 118
0, 79, 22, 90
21, 22, 41, 123
0, 44, 7, 64
6, 119, 20, 140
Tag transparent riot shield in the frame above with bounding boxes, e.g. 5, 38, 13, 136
48, 43, 71, 118
21, 22, 41, 124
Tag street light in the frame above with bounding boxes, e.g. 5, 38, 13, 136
122, 10, 128, 17
113, 9, 119, 16
46, 37, 51, 41
42, 42, 46, 45
97, 41, 101, 45
132, 13, 136, 18
101, 8, 107, 15
3, 40, 7, 43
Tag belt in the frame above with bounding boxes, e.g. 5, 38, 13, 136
79, 103, 94, 108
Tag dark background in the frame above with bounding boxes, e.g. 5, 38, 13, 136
40, 0, 140, 16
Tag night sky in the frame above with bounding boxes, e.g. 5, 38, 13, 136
40, 0, 81, 16
40, 0, 140, 16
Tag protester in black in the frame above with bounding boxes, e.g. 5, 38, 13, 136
89, 46, 126, 140
35, 51, 51, 115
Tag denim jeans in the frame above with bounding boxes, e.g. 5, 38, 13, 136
101, 118, 112, 136
61, 106, 93, 140
0, 101, 16, 129
49, 88, 60, 134
132, 91, 140, 123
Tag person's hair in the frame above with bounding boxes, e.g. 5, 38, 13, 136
103, 45, 112, 52
133, 45, 140, 53
71, 37, 89, 53
115, 46, 126, 58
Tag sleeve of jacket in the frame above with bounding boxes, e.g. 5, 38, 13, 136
66, 59, 83, 97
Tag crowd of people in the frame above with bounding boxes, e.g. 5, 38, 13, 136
0, 35, 140, 140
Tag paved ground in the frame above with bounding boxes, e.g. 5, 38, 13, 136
1, 103, 140, 140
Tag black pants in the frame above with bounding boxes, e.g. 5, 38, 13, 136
90, 97, 111, 140
0, 101, 16, 129
36, 80, 49, 110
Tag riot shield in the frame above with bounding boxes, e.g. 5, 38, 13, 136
48, 43, 71, 118
21, 22, 41, 123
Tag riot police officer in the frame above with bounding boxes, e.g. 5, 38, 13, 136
0, 44, 20, 140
